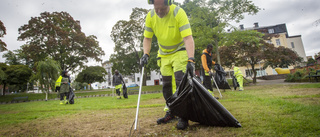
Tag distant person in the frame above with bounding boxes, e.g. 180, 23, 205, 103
59, 70, 71, 104
55, 75, 62, 93
232, 64, 244, 91
112, 70, 125, 99
201, 44, 218, 99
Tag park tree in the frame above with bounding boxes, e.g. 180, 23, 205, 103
75, 66, 107, 90
32, 58, 60, 101
110, 7, 158, 86
181, 0, 260, 66
314, 52, 320, 59
218, 30, 265, 83
5, 64, 32, 93
306, 58, 316, 66
0, 63, 8, 96
263, 46, 303, 68
2, 50, 23, 65
17, 11, 105, 73
2, 46, 31, 66
0, 20, 7, 52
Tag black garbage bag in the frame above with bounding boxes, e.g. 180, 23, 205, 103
232, 76, 239, 90
167, 71, 241, 127
69, 88, 75, 104
123, 84, 128, 99
213, 64, 231, 89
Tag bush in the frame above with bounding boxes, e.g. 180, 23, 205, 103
285, 68, 308, 82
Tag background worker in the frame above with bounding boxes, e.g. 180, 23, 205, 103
201, 44, 218, 99
55, 75, 63, 93
140, 0, 195, 130
232, 64, 244, 91
112, 70, 125, 99
59, 70, 71, 104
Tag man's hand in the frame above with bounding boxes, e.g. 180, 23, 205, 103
209, 70, 214, 77
186, 57, 195, 76
140, 54, 149, 66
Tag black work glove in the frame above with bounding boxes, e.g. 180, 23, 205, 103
140, 54, 149, 66
186, 57, 195, 76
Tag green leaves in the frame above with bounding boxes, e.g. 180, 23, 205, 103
75, 66, 107, 85
109, 8, 150, 75
0, 20, 7, 52
18, 11, 105, 73
33, 58, 60, 93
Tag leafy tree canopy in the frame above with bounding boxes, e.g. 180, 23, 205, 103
110, 8, 158, 75
75, 66, 107, 85
5, 64, 32, 88
18, 11, 105, 73
0, 20, 7, 52
32, 58, 61, 93
263, 46, 303, 68
181, 0, 260, 66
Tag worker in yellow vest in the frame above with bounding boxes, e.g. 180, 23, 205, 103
112, 70, 125, 99
232, 64, 244, 91
58, 71, 71, 104
55, 75, 63, 93
140, 0, 195, 130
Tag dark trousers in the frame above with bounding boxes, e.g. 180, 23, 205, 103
203, 76, 213, 91
162, 71, 184, 101
60, 92, 69, 101
55, 87, 60, 92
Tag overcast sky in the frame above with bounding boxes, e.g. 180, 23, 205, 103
1, 0, 319, 66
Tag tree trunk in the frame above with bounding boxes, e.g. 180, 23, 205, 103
45, 92, 48, 101
215, 39, 221, 65
251, 64, 257, 83
2, 83, 6, 96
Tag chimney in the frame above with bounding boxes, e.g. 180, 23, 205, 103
254, 22, 259, 28
240, 24, 244, 30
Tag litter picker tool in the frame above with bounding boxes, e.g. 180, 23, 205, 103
211, 75, 223, 98
134, 66, 144, 130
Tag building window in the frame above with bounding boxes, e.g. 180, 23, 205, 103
276, 39, 281, 46
268, 28, 274, 33
245, 69, 253, 77
291, 42, 295, 48
267, 40, 272, 44
132, 76, 135, 82
147, 76, 151, 80
137, 77, 140, 82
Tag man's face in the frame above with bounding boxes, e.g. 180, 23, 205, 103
154, 0, 170, 18
207, 47, 213, 53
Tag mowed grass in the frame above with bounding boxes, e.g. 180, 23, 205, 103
0, 83, 319, 136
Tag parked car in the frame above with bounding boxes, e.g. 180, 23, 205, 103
127, 84, 139, 88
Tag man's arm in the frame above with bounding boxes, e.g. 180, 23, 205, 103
201, 54, 209, 72
143, 37, 152, 54
183, 35, 195, 58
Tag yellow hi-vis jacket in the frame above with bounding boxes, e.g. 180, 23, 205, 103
233, 67, 243, 77
143, 4, 192, 57
55, 76, 63, 88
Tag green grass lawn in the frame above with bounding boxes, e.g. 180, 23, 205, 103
0, 83, 319, 136
0, 85, 163, 103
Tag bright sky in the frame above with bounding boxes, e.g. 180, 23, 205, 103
1, 0, 319, 66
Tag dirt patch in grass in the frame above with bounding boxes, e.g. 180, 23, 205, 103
1, 106, 243, 137
285, 97, 320, 105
